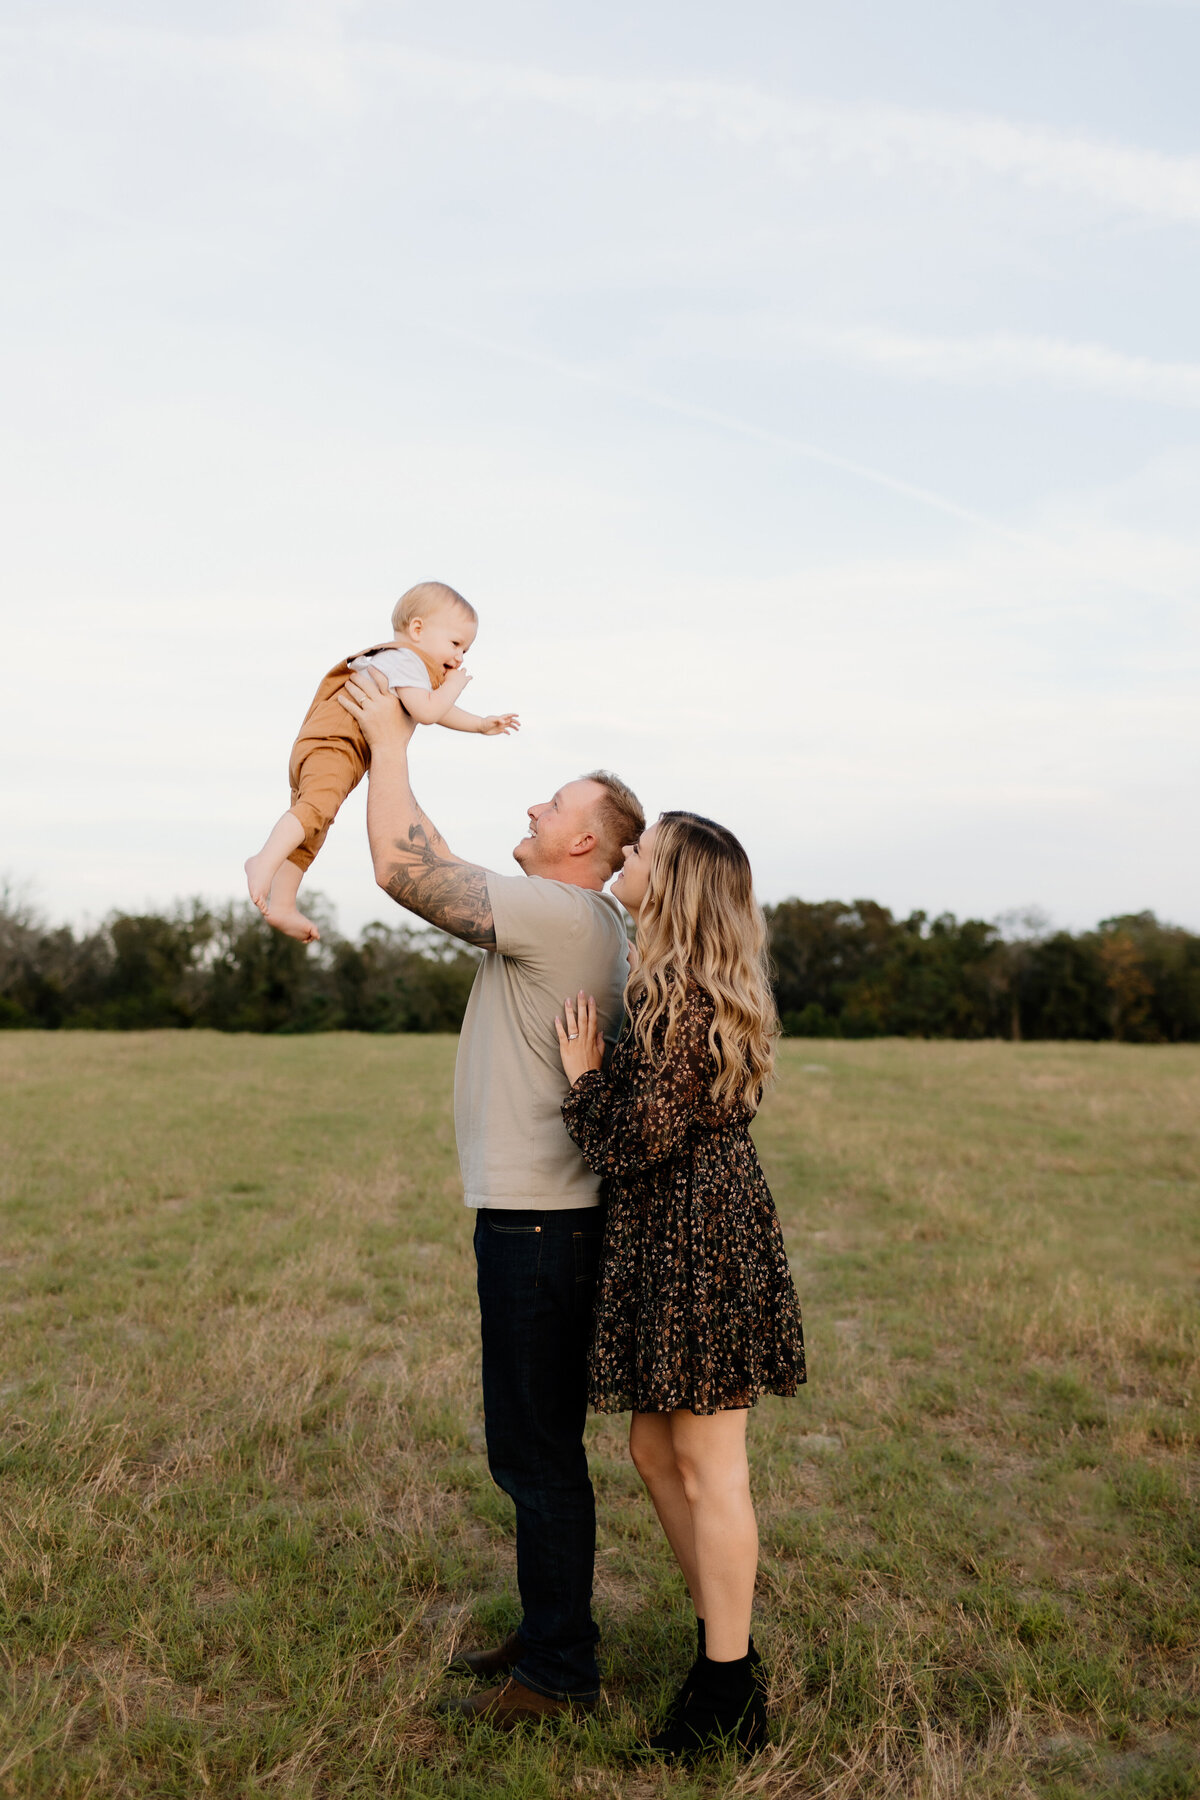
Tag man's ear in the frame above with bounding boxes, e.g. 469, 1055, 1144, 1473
568, 832, 598, 859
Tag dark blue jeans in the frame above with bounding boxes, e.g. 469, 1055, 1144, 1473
473, 1206, 604, 1703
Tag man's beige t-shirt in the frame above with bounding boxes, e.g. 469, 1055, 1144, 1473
454, 871, 629, 1210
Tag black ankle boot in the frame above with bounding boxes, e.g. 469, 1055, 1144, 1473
646, 1651, 768, 1762
749, 1635, 765, 1695
660, 1617, 706, 1732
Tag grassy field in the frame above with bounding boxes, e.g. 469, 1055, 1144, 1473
1, 1033, 1197, 1800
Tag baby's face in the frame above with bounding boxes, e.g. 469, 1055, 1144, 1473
411, 606, 477, 675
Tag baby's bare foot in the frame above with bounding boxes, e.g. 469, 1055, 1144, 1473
264, 903, 320, 944
244, 853, 275, 916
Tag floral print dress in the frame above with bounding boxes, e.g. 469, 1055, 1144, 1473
561, 985, 806, 1415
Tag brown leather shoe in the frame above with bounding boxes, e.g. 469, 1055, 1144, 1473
436, 1676, 587, 1728
447, 1630, 523, 1680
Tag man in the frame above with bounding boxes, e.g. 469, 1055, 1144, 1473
340, 668, 644, 1724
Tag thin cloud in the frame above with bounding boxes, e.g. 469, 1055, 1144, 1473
656, 317, 1200, 407
387, 55, 1200, 225
426, 321, 1046, 548
425, 323, 1200, 603
7, 23, 1200, 224
829, 328, 1200, 405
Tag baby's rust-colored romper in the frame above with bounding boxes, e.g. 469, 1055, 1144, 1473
285, 642, 443, 872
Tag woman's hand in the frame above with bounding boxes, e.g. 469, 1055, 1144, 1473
335, 665, 417, 751
555, 991, 604, 1085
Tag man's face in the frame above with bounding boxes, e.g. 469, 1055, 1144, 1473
514, 779, 605, 875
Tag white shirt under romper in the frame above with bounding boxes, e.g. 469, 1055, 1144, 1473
349, 646, 433, 693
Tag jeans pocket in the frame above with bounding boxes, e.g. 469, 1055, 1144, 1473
572, 1230, 603, 1285
476, 1212, 544, 1294
481, 1211, 542, 1236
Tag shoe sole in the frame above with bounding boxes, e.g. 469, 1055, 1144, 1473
446, 1653, 521, 1678
640, 1719, 768, 1763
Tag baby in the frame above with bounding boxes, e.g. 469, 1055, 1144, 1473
245, 580, 518, 942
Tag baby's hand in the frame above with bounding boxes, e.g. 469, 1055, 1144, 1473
443, 668, 472, 696
480, 713, 520, 736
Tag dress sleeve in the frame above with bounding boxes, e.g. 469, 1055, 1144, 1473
561, 992, 714, 1175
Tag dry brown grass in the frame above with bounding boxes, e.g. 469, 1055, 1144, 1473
1, 1031, 1197, 1797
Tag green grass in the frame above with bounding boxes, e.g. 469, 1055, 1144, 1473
1, 1033, 1198, 1798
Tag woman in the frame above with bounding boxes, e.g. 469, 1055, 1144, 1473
554, 811, 805, 1760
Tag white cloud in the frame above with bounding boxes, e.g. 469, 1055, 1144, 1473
425, 322, 1040, 545
408, 59, 1200, 225
6, 23, 1200, 223
812, 328, 1200, 405
651, 316, 1200, 407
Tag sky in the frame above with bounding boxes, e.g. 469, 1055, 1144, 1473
2, 0, 1198, 941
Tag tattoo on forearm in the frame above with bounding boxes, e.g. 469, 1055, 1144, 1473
382, 818, 496, 948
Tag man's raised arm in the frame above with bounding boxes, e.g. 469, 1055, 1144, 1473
336, 670, 496, 949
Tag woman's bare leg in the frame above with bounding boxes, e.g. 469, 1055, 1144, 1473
667, 1408, 756, 1660
629, 1412, 703, 1615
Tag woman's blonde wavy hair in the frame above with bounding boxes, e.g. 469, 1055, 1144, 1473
627, 812, 778, 1115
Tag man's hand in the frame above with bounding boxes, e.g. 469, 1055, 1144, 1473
353, 664, 497, 948
336, 666, 417, 751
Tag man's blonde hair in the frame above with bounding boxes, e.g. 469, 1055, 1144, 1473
581, 770, 645, 880
391, 581, 477, 633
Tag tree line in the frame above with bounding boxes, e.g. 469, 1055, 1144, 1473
767, 900, 1200, 1042
0, 890, 480, 1035
1, 887, 1197, 1041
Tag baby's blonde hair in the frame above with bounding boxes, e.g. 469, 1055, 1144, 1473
391, 581, 476, 633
